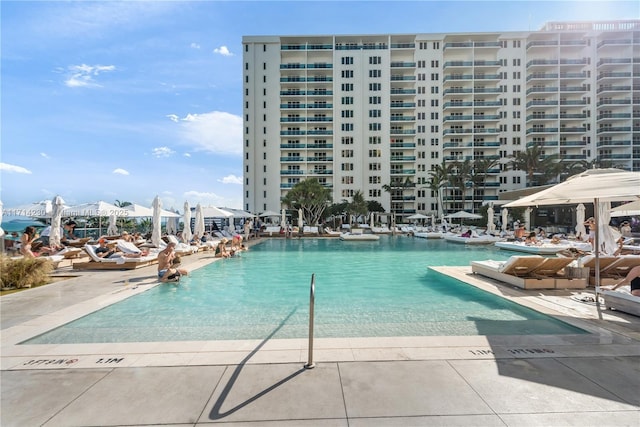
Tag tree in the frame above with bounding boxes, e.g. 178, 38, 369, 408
382, 176, 414, 219
508, 144, 559, 187
449, 159, 472, 211
349, 190, 368, 221
426, 160, 451, 217
469, 157, 499, 213
281, 178, 332, 226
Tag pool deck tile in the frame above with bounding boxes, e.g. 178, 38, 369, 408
2, 242, 640, 426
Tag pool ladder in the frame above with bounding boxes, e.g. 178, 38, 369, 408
304, 274, 316, 369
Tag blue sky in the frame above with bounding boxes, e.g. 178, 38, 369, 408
2, 1, 638, 212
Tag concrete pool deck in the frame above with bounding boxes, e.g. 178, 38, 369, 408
2, 244, 639, 426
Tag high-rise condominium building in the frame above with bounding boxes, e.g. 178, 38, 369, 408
242, 20, 639, 219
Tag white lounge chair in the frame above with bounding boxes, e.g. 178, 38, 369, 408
73, 243, 158, 270
599, 286, 640, 317
471, 255, 555, 289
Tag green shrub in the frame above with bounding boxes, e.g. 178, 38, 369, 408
0, 255, 54, 290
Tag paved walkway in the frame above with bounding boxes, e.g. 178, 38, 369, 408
2, 245, 639, 426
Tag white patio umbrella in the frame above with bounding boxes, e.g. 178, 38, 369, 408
575, 203, 587, 240
431, 214, 436, 229
182, 201, 192, 244
524, 207, 532, 232
298, 208, 304, 227
49, 196, 65, 247
194, 204, 205, 239
501, 208, 508, 232
445, 210, 482, 227
5, 200, 54, 218
63, 200, 125, 236
259, 210, 280, 218
166, 208, 178, 235
407, 213, 429, 220
610, 200, 640, 217
106, 214, 118, 236
487, 203, 496, 233
370, 212, 375, 228
504, 168, 640, 289
281, 208, 286, 228
151, 196, 162, 248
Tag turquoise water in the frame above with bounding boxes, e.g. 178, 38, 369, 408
24, 236, 586, 344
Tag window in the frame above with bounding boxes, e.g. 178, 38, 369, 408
369, 109, 382, 117
341, 149, 354, 158
369, 163, 381, 171
369, 69, 382, 78
341, 56, 354, 65
431, 60, 439, 67
341, 163, 354, 171
369, 189, 381, 197
341, 83, 354, 91
341, 123, 354, 131
369, 176, 381, 184
369, 83, 381, 91
369, 149, 381, 157
341, 136, 354, 144
341, 96, 354, 105
369, 136, 381, 144
341, 176, 354, 184
369, 56, 381, 64
369, 96, 381, 104
341, 110, 354, 118
369, 123, 381, 131
341, 70, 354, 78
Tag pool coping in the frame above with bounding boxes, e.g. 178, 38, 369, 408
2, 243, 640, 371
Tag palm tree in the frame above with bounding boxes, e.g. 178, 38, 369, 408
449, 159, 472, 211
508, 144, 559, 187
426, 160, 451, 217
469, 157, 499, 213
382, 177, 414, 220
349, 190, 368, 223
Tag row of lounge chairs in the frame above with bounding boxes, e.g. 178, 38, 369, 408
471, 254, 640, 290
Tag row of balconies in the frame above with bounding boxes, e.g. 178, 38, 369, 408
443, 100, 502, 108
526, 39, 587, 49
526, 58, 589, 67
597, 72, 638, 80
526, 113, 589, 120
280, 117, 333, 123
280, 76, 333, 83
443, 114, 501, 122
443, 155, 500, 161
597, 140, 633, 147
280, 90, 333, 96
443, 87, 502, 95
280, 170, 334, 175
597, 39, 636, 49
279, 143, 334, 149
281, 130, 333, 136
525, 140, 588, 148
526, 127, 588, 134
280, 103, 333, 109
443, 41, 502, 49
443, 128, 499, 135
443, 60, 502, 68
597, 126, 637, 133
443, 141, 500, 148
597, 58, 639, 67
443, 74, 502, 82
280, 183, 333, 189
280, 156, 334, 162
526, 72, 589, 81
526, 86, 588, 94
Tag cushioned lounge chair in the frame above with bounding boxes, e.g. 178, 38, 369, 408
601, 255, 640, 279
471, 255, 555, 289
530, 257, 587, 289
73, 244, 158, 270
600, 287, 640, 317
261, 226, 281, 237
303, 226, 319, 236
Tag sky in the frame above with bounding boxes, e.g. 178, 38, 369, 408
1, 0, 638, 213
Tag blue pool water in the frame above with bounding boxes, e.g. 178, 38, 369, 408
24, 236, 586, 344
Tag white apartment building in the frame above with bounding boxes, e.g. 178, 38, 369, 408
242, 20, 639, 219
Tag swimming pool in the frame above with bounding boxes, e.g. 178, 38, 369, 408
24, 237, 586, 344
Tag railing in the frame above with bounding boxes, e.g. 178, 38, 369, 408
304, 274, 316, 369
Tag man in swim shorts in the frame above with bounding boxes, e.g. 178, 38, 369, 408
158, 242, 178, 282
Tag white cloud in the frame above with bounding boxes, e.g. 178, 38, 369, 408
219, 174, 242, 185
213, 46, 233, 56
183, 153, 191, 157
113, 168, 129, 175
183, 190, 225, 206
151, 147, 175, 158
40, 152, 50, 159
64, 64, 116, 88
174, 111, 242, 155
166, 114, 179, 122
0, 162, 32, 174
190, 42, 201, 49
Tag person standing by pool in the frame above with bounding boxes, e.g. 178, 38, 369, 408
158, 242, 177, 282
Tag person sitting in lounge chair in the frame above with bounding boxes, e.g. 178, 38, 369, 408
602, 265, 640, 296
95, 238, 144, 259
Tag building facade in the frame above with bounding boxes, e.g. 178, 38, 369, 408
242, 20, 639, 219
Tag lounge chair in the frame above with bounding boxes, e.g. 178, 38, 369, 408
261, 226, 281, 237
578, 255, 621, 286
471, 255, 555, 289
530, 257, 587, 289
163, 235, 199, 255
601, 255, 640, 279
303, 226, 319, 236
73, 243, 158, 270
599, 287, 640, 317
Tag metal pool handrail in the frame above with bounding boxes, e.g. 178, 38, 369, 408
304, 273, 316, 369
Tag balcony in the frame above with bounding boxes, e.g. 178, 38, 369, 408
597, 126, 632, 134
280, 156, 303, 162
526, 40, 558, 49
390, 156, 417, 161
280, 130, 305, 136
390, 169, 416, 175
307, 130, 333, 135
306, 156, 333, 161
526, 114, 559, 121
597, 39, 632, 49
597, 113, 632, 120
526, 127, 559, 134
390, 129, 416, 135
306, 63, 332, 69
390, 115, 416, 122
559, 113, 588, 119
597, 99, 631, 106
306, 143, 333, 149
280, 170, 304, 175
527, 59, 559, 67
280, 143, 306, 149
308, 169, 333, 174
390, 89, 417, 95
390, 142, 416, 148
559, 140, 587, 147
280, 63, 305, 69
390, 75, 416, 81
390, 102, 416, 108
526, 100, 559, 107
390, 61, 416, 68
597, 139, 630, 147
597, 85, 633, 94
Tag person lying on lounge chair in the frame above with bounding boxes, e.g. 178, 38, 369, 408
95, 238, 146, 258
601, 265, 640, 297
